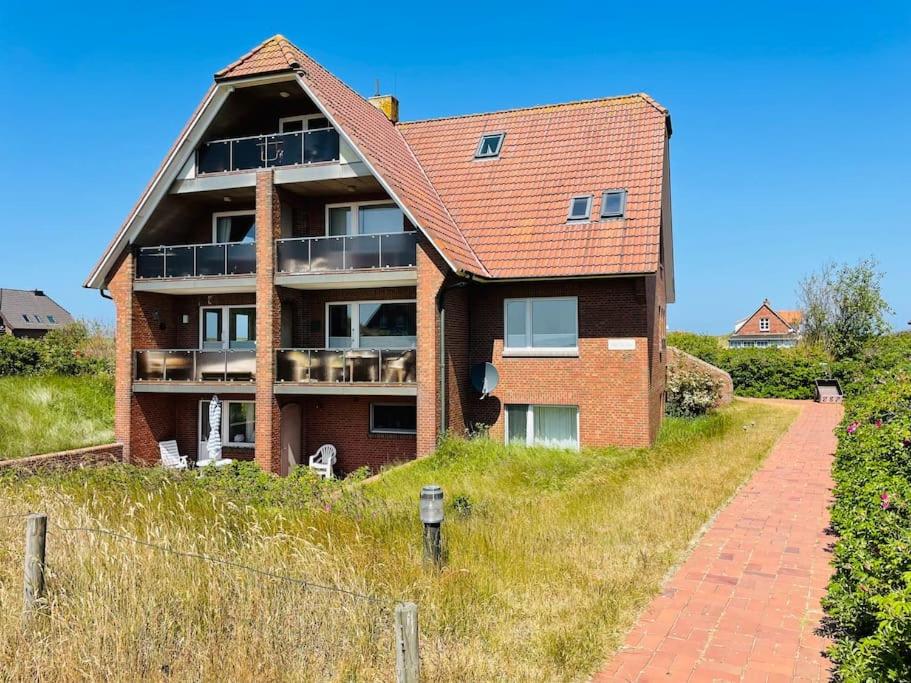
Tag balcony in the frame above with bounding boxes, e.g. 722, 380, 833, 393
134, 349, 256, 391
275, 232, 418, 289
134, 242, 256, 294
196, 128, 340, 175
275, 348, 416, 395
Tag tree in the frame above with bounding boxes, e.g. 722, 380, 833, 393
797, 258, 892, 359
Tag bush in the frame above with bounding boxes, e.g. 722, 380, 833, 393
666, 364, 722, 417
0, 335, 41, 376
824, 363, 911, 679
0, 321, 112, 377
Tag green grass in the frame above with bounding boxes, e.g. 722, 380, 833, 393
0, 399, 797, 681
0, 374, 114, 459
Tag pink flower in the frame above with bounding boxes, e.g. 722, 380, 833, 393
875, 419, 883, 428
903, 438, 911, 448
847, 421, 860, 434
881, 492, 892, 510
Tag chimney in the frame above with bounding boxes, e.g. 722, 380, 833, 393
368, 94, 399, 124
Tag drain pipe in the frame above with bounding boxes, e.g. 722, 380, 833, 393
436, 280, 468, 436
99, 289, 113, 301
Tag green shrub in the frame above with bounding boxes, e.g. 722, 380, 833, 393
824, 367, 911, 680
0, 321, 112, 377
666, 364, 721, 417
0, 335, 41, 376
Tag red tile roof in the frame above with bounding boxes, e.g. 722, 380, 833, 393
778, 310, 803, 328
399, 96, 669, 278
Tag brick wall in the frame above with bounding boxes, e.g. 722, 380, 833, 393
108, 251, 134, 460
0, 443, 123, 473
459, 277, 656, 448
733, 303, 794, 337
415, 237, 447, 455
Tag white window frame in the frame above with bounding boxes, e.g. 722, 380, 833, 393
324, 200, 403, 236
199, 304, 256, 350
211, 210, 256, 243
503, 296, 579, 357
567, 195, 593, 222
369, 403, 417, 435
198, 399, 256, 449
325, 299, 417, 348
600, 189, 627, 219
474, 132, 505, 159
504, 404, 580, 450
759, 317, 770, 332
278, 113, 331, 133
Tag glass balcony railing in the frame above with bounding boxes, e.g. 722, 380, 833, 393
276, 349, 416, 384
135, 242, 255, 280
196, 128, 340, 174
276, 232, 417, 274
135, 350, 256, 382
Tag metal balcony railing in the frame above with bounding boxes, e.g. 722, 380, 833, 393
196, 128, 340, 174
134, 350, 256, 382
135, 242, 255, 280
275, 348, 416, 384
275, 232, 417, 274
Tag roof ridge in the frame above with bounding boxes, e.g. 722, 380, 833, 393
397, 93, 657, 126
214, 35, 282, 78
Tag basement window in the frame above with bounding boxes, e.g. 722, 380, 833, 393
600, 190, 627, 219
567, 195, 593, 222
475, 133, 505, 159
370, 403, 417, 434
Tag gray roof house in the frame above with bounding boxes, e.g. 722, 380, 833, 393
0, 289, 74, 338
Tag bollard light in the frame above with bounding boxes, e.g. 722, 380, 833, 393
419, 485, 444, 568
419, 485, 444, 524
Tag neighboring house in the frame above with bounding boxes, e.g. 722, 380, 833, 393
84, 35, 675, 475
729, 300, 802, 348
0, 289, 74, 338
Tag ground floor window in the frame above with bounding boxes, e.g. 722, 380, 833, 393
370, 403, 417, 434
200, 400, 256, 448
505, 404, 579, 449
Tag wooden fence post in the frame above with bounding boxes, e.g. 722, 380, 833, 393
23, 513, 47, 621
395, 601, 419, 683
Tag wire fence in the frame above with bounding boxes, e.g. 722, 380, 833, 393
0, 511, 421, 681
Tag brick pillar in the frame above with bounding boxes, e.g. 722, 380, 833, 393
415, 238, 446, 456
107, 251, 134, 462
255, 170, 282, 473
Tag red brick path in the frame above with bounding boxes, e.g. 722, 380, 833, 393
595, 401, 842, 682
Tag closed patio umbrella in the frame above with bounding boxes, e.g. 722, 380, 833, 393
206, 395, 222, 464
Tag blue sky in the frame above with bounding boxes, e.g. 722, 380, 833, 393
1, 1, 908, 333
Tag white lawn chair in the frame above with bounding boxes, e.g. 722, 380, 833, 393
308, 444, 337, 479
159, 440, 188, 470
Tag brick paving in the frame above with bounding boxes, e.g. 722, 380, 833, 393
595, 401, 842, 682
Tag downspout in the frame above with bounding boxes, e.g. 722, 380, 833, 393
436, 280, 468, 437
99, 289, 113, 300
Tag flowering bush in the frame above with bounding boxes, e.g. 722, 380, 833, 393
665, 364, 722, 418
825, 375, 911, 681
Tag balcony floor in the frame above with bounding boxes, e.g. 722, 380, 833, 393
273, 383, 417, 396
274, 268, 416, 290
133, 275, 256, 295
133, 381, 256, 394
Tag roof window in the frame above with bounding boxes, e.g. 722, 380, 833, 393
600, 190, 627, 219
567, 195, 593, 222
475, 133, 505, 159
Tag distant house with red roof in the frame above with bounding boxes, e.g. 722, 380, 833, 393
84, 35, 675, 472
729, 300, 802, 348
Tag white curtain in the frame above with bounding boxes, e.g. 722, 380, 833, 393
533, 406, 578, 449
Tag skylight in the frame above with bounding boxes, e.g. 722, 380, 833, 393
475, 133, 505, 159
600, 190, 627, 219
567, 195, 593, 222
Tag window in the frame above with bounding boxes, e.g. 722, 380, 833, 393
21, 314, 29, 322
567, 195, 593, 222
504, 297, 578, 355
506, 405, 579, 449
200, 306, 256, 350
32, 315, 42, 323
475, 132, 505, 159
279, 114, 330, 133
328, 301, 417, 349
600, 190, 627, 219
326, 201, 405, 236
370, 403, 417, 434
759, 317, 770, 332
46, 315, 56, 324
212, 211, 255, 243
200, 400, 255, 448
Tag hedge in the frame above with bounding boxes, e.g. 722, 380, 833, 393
0, 322, 112, 377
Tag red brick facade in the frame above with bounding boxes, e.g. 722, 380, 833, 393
733, 302, 795, 337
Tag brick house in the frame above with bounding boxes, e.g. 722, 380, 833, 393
83, 35, 675, 475
0, 289, 74, 338
729, 300, 802, 348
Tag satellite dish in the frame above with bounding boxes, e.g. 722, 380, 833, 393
470, 362, 499, 399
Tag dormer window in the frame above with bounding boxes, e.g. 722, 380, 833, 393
475, 133, 505, 159
600, 190, 627, 219
759, 317, 770, 332
567, 195, 593, 222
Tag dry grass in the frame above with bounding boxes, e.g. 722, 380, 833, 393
0, 400, 797, 681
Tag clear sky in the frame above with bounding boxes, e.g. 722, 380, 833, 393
1, 1, 908, 333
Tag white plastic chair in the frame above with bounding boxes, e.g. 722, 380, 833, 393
308, 444, 337, 479
196, 456, 234, 469
159, 440, 188, 470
